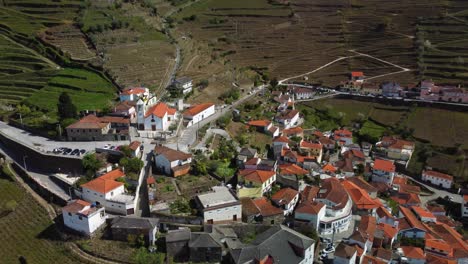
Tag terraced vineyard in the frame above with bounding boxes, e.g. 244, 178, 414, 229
0, 166, 80, 263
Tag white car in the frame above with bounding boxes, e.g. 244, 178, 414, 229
322, 245, 335, 254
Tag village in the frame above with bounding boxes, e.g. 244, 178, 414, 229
16, 72, 465, 264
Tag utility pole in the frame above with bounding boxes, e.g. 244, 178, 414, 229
19, 113, 23, 127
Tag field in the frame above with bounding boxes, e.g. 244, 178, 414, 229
170, 0, 468, 100
0, 165, 80, 264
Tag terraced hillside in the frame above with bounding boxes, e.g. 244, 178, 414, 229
172, 0, 468, 92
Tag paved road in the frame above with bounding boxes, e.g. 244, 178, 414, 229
404, 175, 463, 204
0, 121, 129, 158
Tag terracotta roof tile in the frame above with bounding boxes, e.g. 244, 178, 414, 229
66, 115, 109, 129
373, 159, 395, 172
426, 239, 452, 254
322, 163, 337, 173
295, 201, 325, 215
154, 146, 192, 162
62, 199, 91, 214
273, 136, 290, 143
411, 206, 436, 219
316, 178, 349, 210
183, 103, 214, 117
252, 197, 283, 217
348, 177, 377, 193
352, 71, 364, 77
399, 206, 426, 231
81, 170, 125, 194
121, 87, 147, 95
300, 141, 322, 149
342, 180, 382, 210
239, 169, 276, 184
279, 164, 308, 175
271, 188, 298, 206
300, 185, 319, 202
128, 141, 141, 151
401, 246, 425, 259
282, 126, 303, 137
248, 120, 271, 127
145, 102, 176, 118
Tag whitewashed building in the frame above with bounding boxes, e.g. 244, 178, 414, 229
271, 187, 299, 215
62, 199, 106, 236
173, 77, 193, 94
421, 170, 453, 189
183, 103, 215, 127
80, 169, 135, 215
153, 146, 192, 177
462, 195, 468, 218
119, 87, 149, 102
334, 243, 357, 264
138, 102, 177, 131
372, 159, 396, 185
196, 186, 242, 224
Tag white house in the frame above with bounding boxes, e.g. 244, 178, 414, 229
238, 169, 276, 198
138, 102, 177, 131
119, 87, 149, 102
128, 141, 142, 157
334, 243, 357, 264
196, 186, 242, 224
183, 103, 215, 127
372, 159, 396, 185
173, 77, 193, 94
112, 101, 136, 118
333, 129, 353, 146
398, 206, 426, 239
153, 146, 192, 177
295, 200, 326, 231
271, 187, 299, 215
292, 86, 315, 100
275, 109, 300, 129
80, 169, 135, 215
62, 199, 106, 236
400, 246, 426, 264
463, 195, 468, 218
421, 170, 453, 189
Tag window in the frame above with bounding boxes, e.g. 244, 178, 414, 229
68, 212, 72, 216
79, 216, 82, 220
111, 192, 114, 196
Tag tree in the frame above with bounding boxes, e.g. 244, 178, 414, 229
270, 78, 279, 89
120, 145, 133, 158
133, 247, 164, 264
82, 153, 103, 176
120, 157, 144, 174
57, 92, 77, 120
192, 159, 207, 175
169, 198, 191, 214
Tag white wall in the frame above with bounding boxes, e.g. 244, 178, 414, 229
334, 252, 356, 264
185, 105, 215, 127
372, 171, 395, 185
422, 173, 452, 189
299, 243, 315, 264
63, 207, 106, 235
203, 204, 242, 223
105, 199, 134, 215
82, 185, 125, 210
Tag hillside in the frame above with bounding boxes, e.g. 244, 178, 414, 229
170, 0, 468, 101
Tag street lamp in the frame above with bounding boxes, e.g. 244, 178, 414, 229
23, 155, 28, 171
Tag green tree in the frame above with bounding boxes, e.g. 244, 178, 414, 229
192, 159, 207, 175
270, 77, 279, 89
133, 247, 164, 264
57, 92, 77, 120
120, 157, 144, 174
82, 153, 103, 176
120, 145, 133, 158
169, 198, 191, 214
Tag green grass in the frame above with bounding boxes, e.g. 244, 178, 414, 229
25, 68, 116, 113
0, 165, 80, 264
358, 120, 387, 142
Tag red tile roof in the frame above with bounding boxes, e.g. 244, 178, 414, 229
347, 177, 377, 194
399, 206, 426, 231
145, 102, 176, 118
66, 115, 109, 129
252, 197, 283, 217
271, 188, 299, 206
244, 158, 260, 166
427, 205, 446, 214
146, 176, 155, 185
391, 192, 421, 206
121, 87, 147, 95
276, 109, 299, 120
248, 120, 271, 127
279, 164, 308, 175
426, 239, 452, 254
342, 180, 382, 210
322, 163, 337, 173
423, 170, 453, 181
300, 141, 322, 149
376, 206, 393, 219
399, 183, 421, 194
273, 136, 290, 143
401, 246, 425, 259
295, 201, 325, 215
392, 176, 407, 185
352, 71, 364, 77
81, 169, 125, 194
316, 178, 349, 210
99, 116, 130, 124
426, 254, 457, 264
301, 185, 319, 202
319, 136, 335, 145
334, 129, 352, 137
282, 126, 303, 137
128, 141, 141, 151
377, 222, 398, 239
239, 169, 275, 184
411, 206, 436, 219
183, 103, 214, 117
62, 199, 91, 214
154, 146, 192, 162
373, 159, 395, 173
361, 255, 386, 264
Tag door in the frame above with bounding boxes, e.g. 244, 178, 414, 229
207, 219, 213, 224
233, 214, 237, 221
126, 208, 134, 215
151, 125, 156, 131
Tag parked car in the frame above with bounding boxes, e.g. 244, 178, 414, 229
320, 237, 332, 244
79, 149, 86, 155
71, 149, 80, 155
62, 148, 72, 155
322, 245, 335, 254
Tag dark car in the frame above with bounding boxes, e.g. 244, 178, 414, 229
71, 149, 80, 155
79, 149, 86, 155
62, 148, 72, 155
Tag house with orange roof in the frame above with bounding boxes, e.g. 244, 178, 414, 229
277, 164, 308, 190
411, 206, 437, 223
183, 103, 215, 127
119, 87, 149, 102
342, 180, 382, 215
112, 101, 137, 118
154, 146, 192, 177
299, 140, 323, 163
248, 120, 280, 137
66, 114, 111, 141
400, 246, 426, 264
322, 163, 337, 175
372, 159, 396, 185
374, 222, 398, 248
319, 136, 336, 150
375, 136, 415, 162
348, 177, 378, 198
376, 206, 397, 226
424, 222, 468, 262
333, 129, 353, 145
81, 169, 135, 215
391, 191, 421, 207
137, 101, 177, 132
281, 126, 304, 138
240, 197, 284, 225
62, 199, 106, 236
427, 205, 446, 216
237, 169, 276, 198
463, 195, 468, 218
334, 243, 357, 264
398, 206, 426, 239
349, 215, 376, 253
425, 239, 453, 258
422, 170, 453, 189
271, 187, 299, 215
351, 71, 365, 82
294, 200, 326, 231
